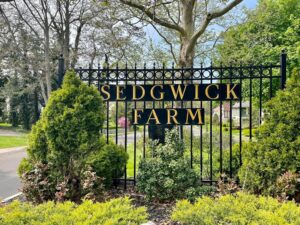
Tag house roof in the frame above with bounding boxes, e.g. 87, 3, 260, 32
233, 101, 250, 108
213, 101, 249, 112
213, 102, 230, 112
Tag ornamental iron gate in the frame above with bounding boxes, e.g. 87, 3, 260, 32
58, 51, 287, 188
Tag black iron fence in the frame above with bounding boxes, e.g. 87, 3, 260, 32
58, 51, 287, 188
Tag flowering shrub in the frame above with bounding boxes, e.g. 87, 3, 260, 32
118, 116, 130, 128
275, 171, 300, 202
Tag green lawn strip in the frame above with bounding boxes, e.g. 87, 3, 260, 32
126, 142, 144, 178
0, 123, 11, 127
0, 135, 28, 149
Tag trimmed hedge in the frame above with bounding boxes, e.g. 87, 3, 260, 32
171, 192, 300, 225
0, 197, 147, 225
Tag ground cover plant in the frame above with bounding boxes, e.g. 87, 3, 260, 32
18, 71, 128, 203
0, 197, 148, 225
171, 192, 300, 225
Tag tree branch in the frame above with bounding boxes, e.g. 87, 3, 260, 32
149, 22, 178, 64
119, 0, 185, 34
187, 0, 242, 54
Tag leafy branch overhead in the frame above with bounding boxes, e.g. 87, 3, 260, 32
119, 0, 243, 66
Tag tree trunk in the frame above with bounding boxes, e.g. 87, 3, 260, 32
64, 0, 70, 69
44, 27, 51, 101
71, 22, 84, 68
178, 0, 195, 67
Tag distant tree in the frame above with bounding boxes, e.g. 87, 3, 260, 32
216, 0, 300, 70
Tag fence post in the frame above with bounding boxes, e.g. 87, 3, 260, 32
280, 50, 287, 90
58, 54, 65, 88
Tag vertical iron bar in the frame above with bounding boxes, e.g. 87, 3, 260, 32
124, 62, 128, 190
269, 66, 273, 99
209, 64, 213, 184
190, 65, 193, 169
134, 63, 137, 185
200, 63, 203, 181
259, 65, 263, 125
115, 63, 119, 144
88, 63, 92, 86
58, 54, 65, 88
143, 63, 146, 158
171, 63, 174, 109
219, 64, 223, 175
229, 64, 233, 178
239, 64, 243, 166
106, 63, 109, 144
162, 63, 165, 109
180, 65, 184, 140
97, 63, 101, 92
280, 50, 287, 90
249, 68, 253, 140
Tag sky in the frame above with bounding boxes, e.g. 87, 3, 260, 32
244, 0, 258, 9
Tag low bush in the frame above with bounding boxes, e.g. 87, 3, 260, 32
238, 71, 300, 195
0, 197, 148, 225
171, 192, 300, 225
274, 171, 300, 202
137, 129, 202, 202
87, 137, 128, 187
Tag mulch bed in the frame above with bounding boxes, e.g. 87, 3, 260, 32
107, 187, 179, 225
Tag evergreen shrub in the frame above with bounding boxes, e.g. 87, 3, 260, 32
238, 71, 300, 195
18, 71, 128, 202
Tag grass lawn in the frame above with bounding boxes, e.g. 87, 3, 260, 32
0, 135, 28, 149
126, 142, 144, 178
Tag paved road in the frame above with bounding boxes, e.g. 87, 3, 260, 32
0, 147, 26, 200
0, 133, 140, 200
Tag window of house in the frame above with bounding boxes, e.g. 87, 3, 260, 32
224, 111, 229, 118
242, 108, 247, 117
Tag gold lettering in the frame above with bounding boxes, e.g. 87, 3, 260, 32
133, 85, 145, 100
150, 85, 164, 100
194, 84, 199, 100
133, 109, 143, 125
116, 85, 126, 100
170, 85, 188, 100
205, 84, 219, 100
226, 84, 239, 100
146, 109, 161, 125
100, 85, 110, 100
167, 109, 179, 125
185, 109, 203, 125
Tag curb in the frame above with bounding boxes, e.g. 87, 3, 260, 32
1, 192, 23, 204
0, 146, 27, 154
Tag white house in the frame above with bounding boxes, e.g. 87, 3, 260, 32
213, 101, 251, 125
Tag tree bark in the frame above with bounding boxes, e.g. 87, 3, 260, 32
63, 0, 70, 69
179, 0, 195, 67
